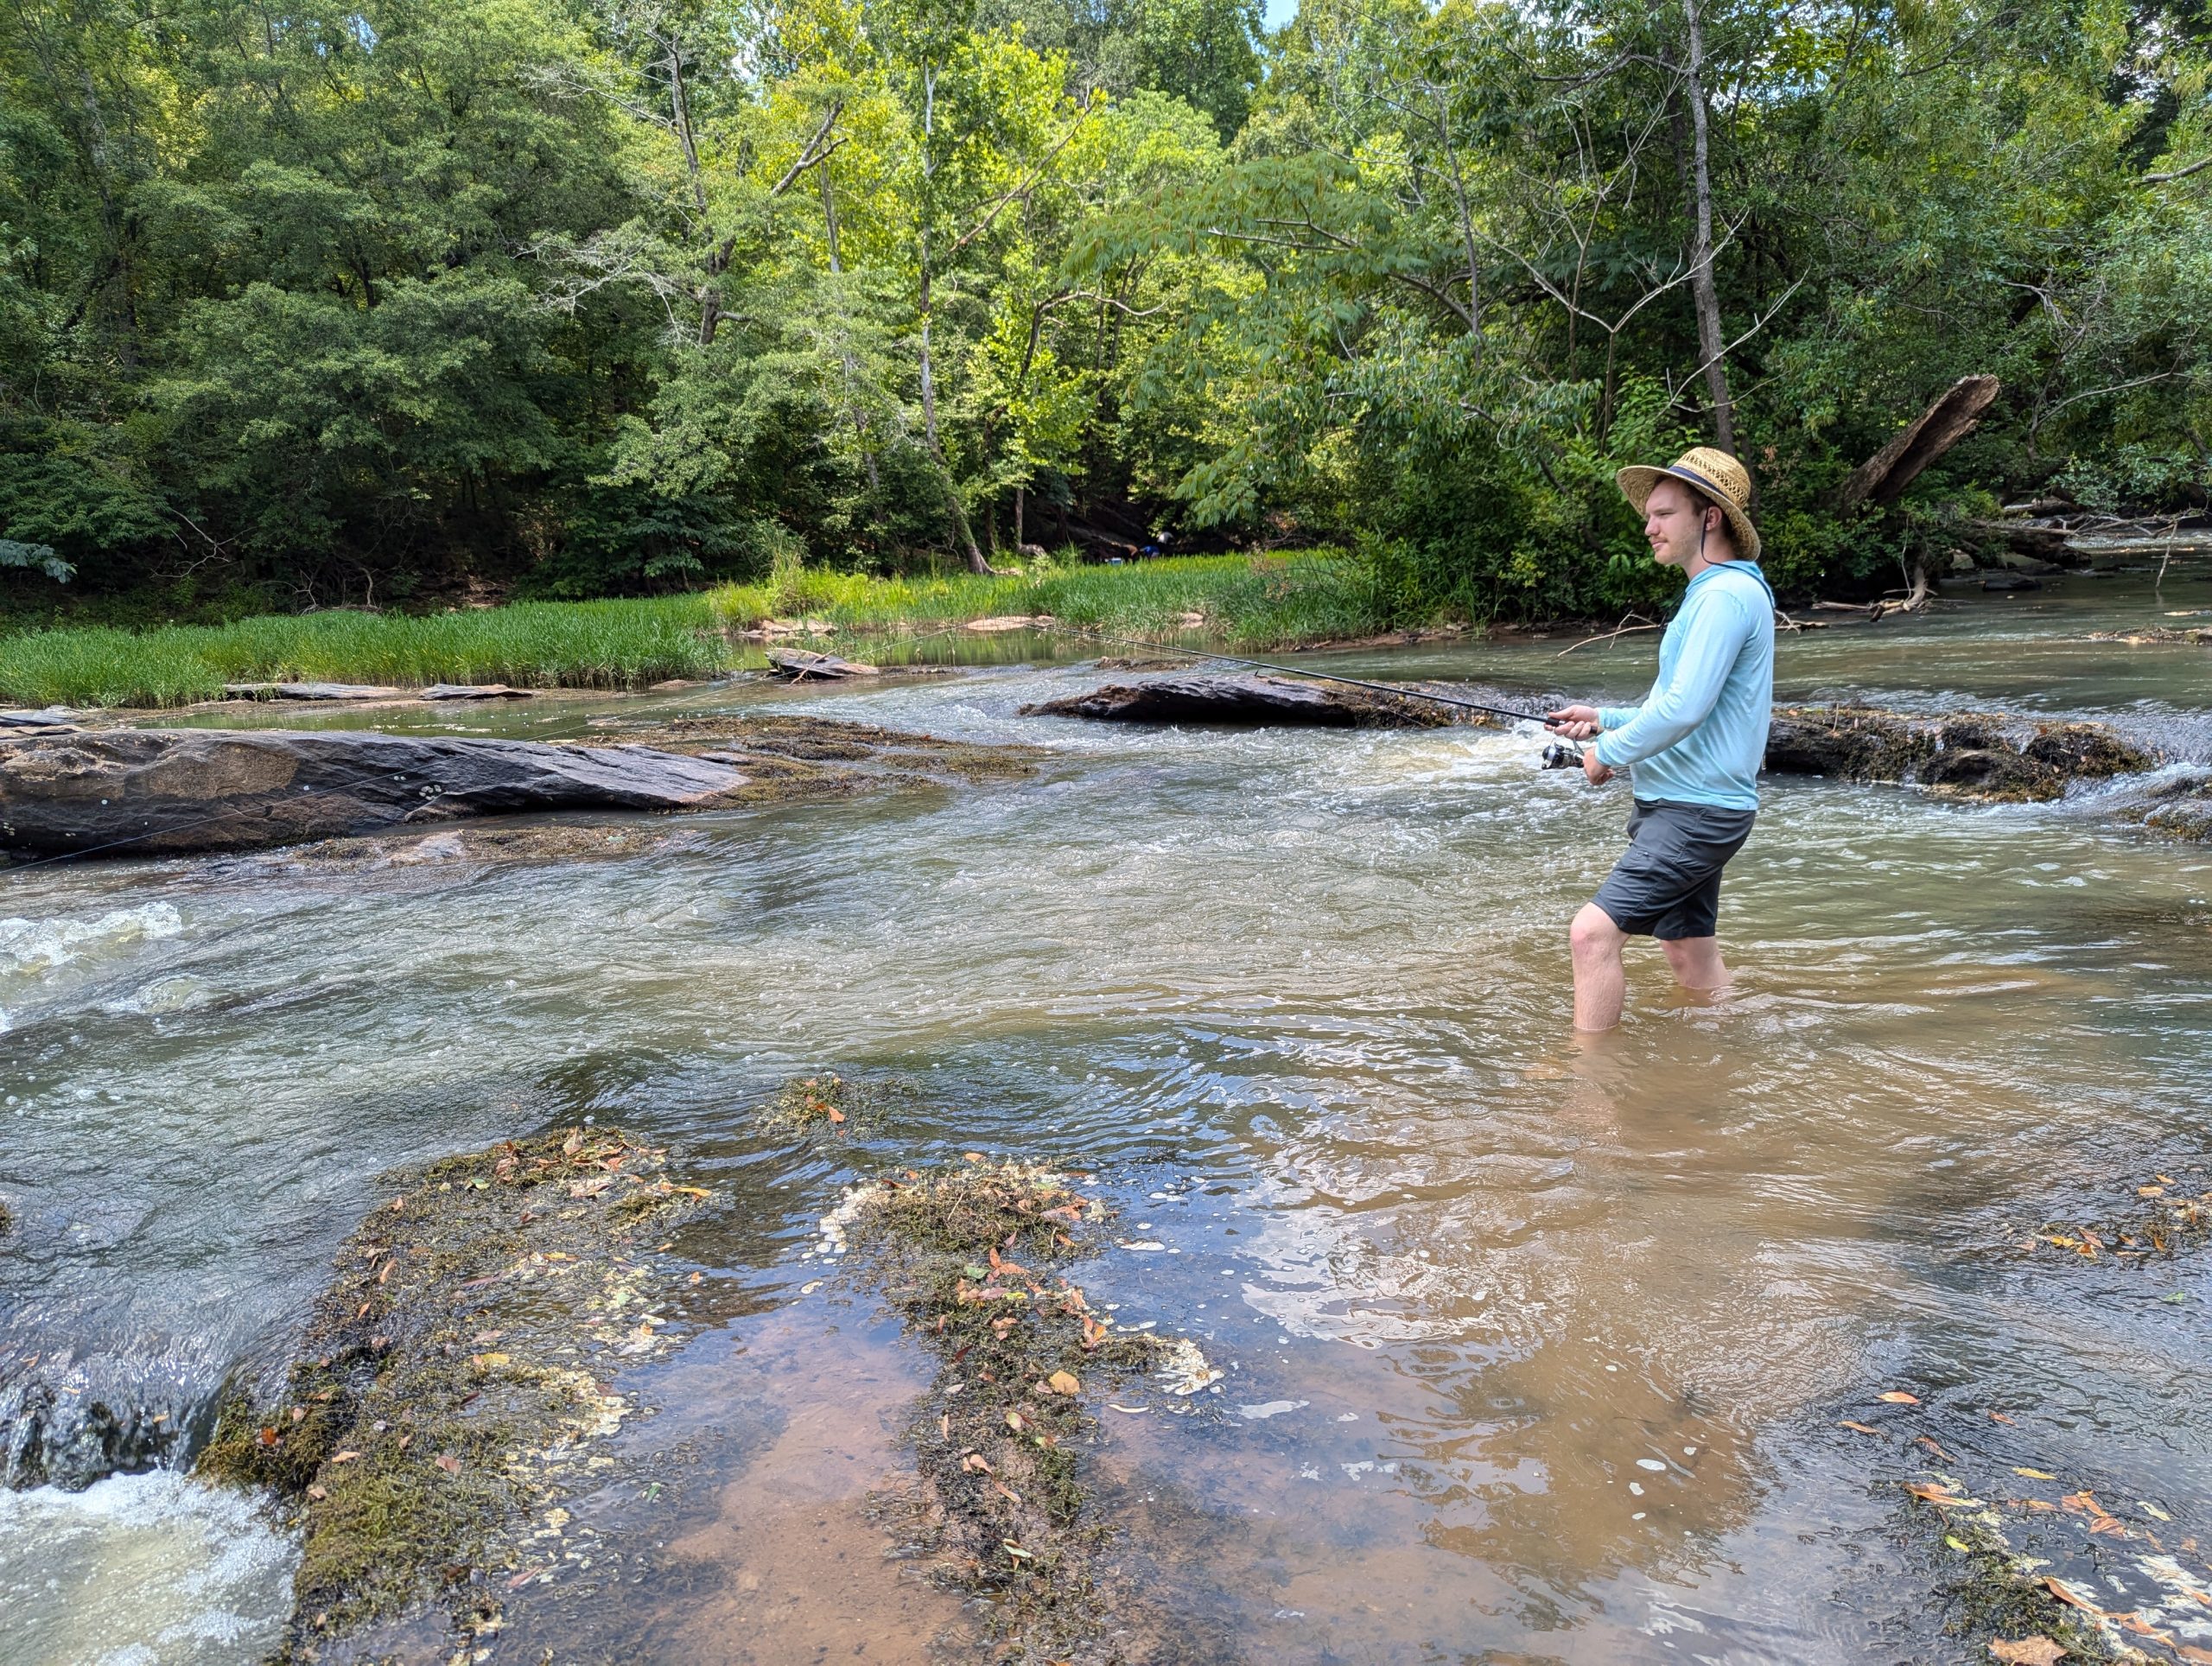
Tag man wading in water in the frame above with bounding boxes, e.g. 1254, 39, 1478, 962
1547, 448, 1775, 1032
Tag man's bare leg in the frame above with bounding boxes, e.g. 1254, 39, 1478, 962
1570, 903, 1629, 1032
1660, 935, 1731, 996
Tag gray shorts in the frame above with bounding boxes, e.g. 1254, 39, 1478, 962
1592, 800, 1756, 940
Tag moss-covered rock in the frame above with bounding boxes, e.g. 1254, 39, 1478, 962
1763, 707, 2155, 802
828, 1159, 1188, 1663
195, 1128, 716, 1659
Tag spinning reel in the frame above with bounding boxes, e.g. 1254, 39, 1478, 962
1540, 741, 1586, 770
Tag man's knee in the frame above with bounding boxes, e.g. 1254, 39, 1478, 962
1570, 903, 1624, 960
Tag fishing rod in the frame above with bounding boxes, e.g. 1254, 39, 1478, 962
1030, 620, 1590, 770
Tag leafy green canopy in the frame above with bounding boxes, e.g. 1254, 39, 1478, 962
0, 0, 2203, 621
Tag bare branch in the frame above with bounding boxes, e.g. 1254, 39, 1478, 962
2141, 154, 2212, 185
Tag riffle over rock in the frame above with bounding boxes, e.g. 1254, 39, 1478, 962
1763, 705, 2154, 801
0, 728, 750, 857
1021, 672, 1494, 728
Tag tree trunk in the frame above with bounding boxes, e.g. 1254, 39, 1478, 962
1679, 0, 1736, 457
916, 66, 990, 574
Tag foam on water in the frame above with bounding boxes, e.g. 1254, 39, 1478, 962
0, 904, 186, 1033
0, 1469, 296, 1665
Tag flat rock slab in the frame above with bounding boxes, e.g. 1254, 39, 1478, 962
1764, 706, 2154, 801
421, 683, 535, 700
0, 708, 79, 734
225, 682, 399, 701
0, 728, 750, 857
1021, 673, 1480, 728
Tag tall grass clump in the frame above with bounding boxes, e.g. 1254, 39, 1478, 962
0, 595, 728, 709
707, 550, 1391, 649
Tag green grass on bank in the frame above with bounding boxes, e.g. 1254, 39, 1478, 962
708, 549, 1382, 648
0, 595, 728, 709
0, 553, 1390, 709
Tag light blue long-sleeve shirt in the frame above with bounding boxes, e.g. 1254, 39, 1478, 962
1591, 560, 1776, 811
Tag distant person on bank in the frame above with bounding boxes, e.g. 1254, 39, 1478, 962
1546, 448, 1776, 1032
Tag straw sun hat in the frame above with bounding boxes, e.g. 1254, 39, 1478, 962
1616, 446, 1760, 563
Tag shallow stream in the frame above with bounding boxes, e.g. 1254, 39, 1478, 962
3, 575, 2209, 1663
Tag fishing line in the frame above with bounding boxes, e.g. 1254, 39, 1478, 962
1025, 619, 1589, 769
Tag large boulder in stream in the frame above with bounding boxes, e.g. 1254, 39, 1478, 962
0, 715, 1045, 860
1021, 672, 1492, 728
1762, 706, 2155, 801
0, 728, 752, 857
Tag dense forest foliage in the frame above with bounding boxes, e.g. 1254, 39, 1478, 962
3, 0, 2208, 620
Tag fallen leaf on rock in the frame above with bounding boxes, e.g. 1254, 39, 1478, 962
1046, 1370, 1081, 1396
1916, 1435, 1955, 1460
1986, 1637, 2065, 1665
2013, 1467, 2058, 1480
1904, 1482, 1978, 1507
963, 1152, 986, 1163
1839, 1420, 1883, 1435
331, 1451, 361, 1464
1879, 1391, 1921, 1405
2042, 1576, 2111, 1615
1989, 1411, 2017, 1425
306, 1485, 327, 1501
2177, 1647, 2212, 1665
435, 1453, 461, 1474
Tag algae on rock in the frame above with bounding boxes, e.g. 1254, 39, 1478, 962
196, 1128, 716, 1658
828, 1159, 1192, 1664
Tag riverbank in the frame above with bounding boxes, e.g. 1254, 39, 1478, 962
0, 554, 1389, 710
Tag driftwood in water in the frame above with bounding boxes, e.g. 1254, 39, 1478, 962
1838, 375, 2001, 512
766, 648, 880, 680
1021, 673, 1491, 728
224, 681, 399, 701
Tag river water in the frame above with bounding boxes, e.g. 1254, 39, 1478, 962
3, 575, 2209, 1663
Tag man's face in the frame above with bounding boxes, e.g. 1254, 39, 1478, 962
1643, 478, 1715, 569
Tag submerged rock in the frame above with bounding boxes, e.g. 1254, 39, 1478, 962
2115, 773, 2212, 841
0, 728, 750, 857
1021, 671, 1492, 728
2084, 626, 2211, 645
1763, 706, 2155, 802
